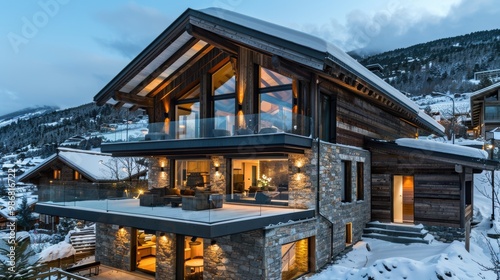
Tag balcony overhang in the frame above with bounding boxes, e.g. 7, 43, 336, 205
101, 133, 313, 157
35, 203, 315, 238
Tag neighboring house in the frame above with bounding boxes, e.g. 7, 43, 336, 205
470, 82, 500, 140
34, 8, 498, 280
19, 147, 147, 229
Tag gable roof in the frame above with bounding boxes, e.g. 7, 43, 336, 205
94, 7, 444, 135
470, 82, 500, 127
17, 147, 147, 182
367, 138, 499, 171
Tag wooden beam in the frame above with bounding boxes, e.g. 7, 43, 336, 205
151, 44, 215, 97
113, 102, 124, 110
271, 55, 311, 81
127, 37, 200, 97
114, 91, 153, 108
187, 24, 238, 55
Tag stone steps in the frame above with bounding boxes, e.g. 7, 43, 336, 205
362, 221, 431, 244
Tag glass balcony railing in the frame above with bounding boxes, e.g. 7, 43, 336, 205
99, 113, 312, 143
35, 181, 308, 224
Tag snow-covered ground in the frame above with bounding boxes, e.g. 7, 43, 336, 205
307, 170, 499, 280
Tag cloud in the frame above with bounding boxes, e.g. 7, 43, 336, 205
0, 89, 19, 100
93, 3, 171, 58
300, 0, 499, 53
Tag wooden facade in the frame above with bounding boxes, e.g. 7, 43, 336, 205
368, 140, 498, 250
470, 82, 500, 137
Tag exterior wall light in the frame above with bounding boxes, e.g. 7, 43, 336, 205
211, 239, 217, 245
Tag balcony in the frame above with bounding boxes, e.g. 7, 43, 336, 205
99, 113, 313, 156
34, 182, 315, 238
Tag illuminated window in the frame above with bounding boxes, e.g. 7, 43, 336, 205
346, 223, 353, 245
212, 62, 236, 133
175, 160, 210, 189
175, 85, 200, 139
73, 170, 81, 180
231, 158, 288, 204
258, 67, 293, 132
281, 238, 310, 280
53, 169, 61, 180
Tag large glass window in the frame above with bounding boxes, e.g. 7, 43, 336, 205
485, 105, 500, 121
136, 229, 156, 274
184, 236, 204, 279
231, 158, 288, 203
175, 86, 200, 139
212, 62, 236, 135
175, 160, 210, 189
258, 67, 293, 133
281, 238, 310, 280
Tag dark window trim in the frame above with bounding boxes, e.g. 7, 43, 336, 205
342, 160, 352, 203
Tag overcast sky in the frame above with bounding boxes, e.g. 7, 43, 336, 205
1, 0, 499, 116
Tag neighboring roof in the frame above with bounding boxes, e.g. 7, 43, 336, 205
367, 138, 499, 171
93, 7, 444, 136
18, 147, 147, 182
470, 82, 500, 127
395, 138, 488, 159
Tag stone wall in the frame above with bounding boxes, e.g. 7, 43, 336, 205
204, 230, 265, 279
210, 156, 226, 193
314, 141, 371, 256
425, 225, 465, 243
155, 231, 177, 280
148, 157, 168, 189
289, 150, 315, 209
95, 223, 132, 271
264, 219, 317, 279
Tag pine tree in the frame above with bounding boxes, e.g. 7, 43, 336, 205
52, 217, 77, 244
16, 196, 34, 231
0, 235, 41, 279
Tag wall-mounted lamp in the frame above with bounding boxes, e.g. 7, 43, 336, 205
191, 236, 198, 242
238, 104, 242, 111
160, 166, 165, 172
297, 167, 301, 173
164, 112, 169, 119
160, 232, 165, 237
119, 225, 124, 230
215, 166, 219, 172
211, 239, 217, 245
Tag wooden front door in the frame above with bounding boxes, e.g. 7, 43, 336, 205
393, 175, 414, 223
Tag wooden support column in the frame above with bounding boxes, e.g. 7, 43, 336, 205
237, 47, 255, 129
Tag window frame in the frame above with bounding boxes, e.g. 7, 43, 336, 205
341, 160, 352, 203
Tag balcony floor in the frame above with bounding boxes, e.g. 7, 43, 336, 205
36, 198, 315, 238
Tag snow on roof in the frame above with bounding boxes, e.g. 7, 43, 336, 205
57, 147, 145, 181
198, 8, 443, 135
470, 81, 500, 98
17, 154, 57, 182
396, 138, 488, 159
18, 148, 146, 182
